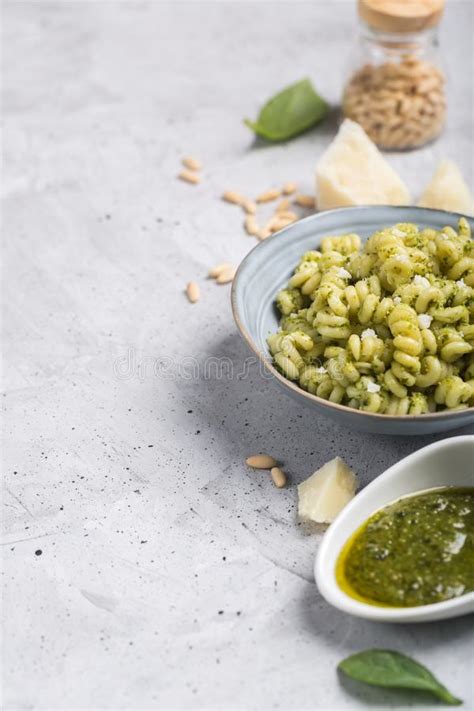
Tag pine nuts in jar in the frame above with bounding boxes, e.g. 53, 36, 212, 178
343, 0, 446, 151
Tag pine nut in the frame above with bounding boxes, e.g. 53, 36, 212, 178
182, 156, 201, 171
242, 198, 257, 215
179, 170, 200, 185
208, 262, 233, 279
222, 190, 244, 205
276, 210, 298, 221
256, 188, 281, 203
186, 281, 200, 303
282, 182, 298, 195
257, 227, 272, 241
271, 467, 287, 488
266, 215, 281, 229
273, 219, 294, 233
276, 198, 291, 213
244, 215, 260, 237
216, 266, 236, 284
294, 194, 316, 209
267, 216, 294, 233
246, 454, 277, 469
417, 77, 441, 94
427, 90, 444, 107
384, 79, 407, 92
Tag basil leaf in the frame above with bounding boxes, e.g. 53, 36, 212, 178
338, 650, 462, 706
244, 78, 328, 142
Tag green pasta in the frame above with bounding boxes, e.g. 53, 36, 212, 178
268, 219, 474, 414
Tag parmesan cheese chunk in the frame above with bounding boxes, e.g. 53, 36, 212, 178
418, 160, 474, 216
297, 457, 358, 524
337, 267, 352, 279
315, 120, 410, 210
418, 313, 433, 330
413, 275, 430, 288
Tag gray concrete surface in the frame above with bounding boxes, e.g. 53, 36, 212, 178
2, 1, 473, 709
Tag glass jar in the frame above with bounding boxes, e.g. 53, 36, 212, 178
342, 0, 446, 150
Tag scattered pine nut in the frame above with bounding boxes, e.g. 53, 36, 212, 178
276, 210, 298, 222
257, 227, 272, 241
269, 217, 294, 233
216, 266, 236, 284
179, 170, 200, 185
294, 194, 316, 209
244, 215, 260, 237
242, 198, 257, 215
222, 190, 244, 205
267, 213, 296, 233
246, 454, 277, 469
186, 281, 200, 303
256, 188, 281, 203
276, 198, 291, 213
271, 467, 287, 488
182, 156, 201, 171
266, 215, 282, 230
282, 182, 298, 195
208, 262, 233, 279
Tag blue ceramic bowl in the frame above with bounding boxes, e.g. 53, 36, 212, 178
231, 206, 474, 435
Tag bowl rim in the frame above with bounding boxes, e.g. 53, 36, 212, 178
231, 205, 474, 422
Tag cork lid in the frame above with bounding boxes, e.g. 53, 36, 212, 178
359, 0, 445, 33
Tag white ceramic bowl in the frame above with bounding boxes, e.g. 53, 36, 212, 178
315, 435, 474, 623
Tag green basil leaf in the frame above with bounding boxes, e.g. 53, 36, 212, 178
338, 650, 462, 706
244, 78, 328, 142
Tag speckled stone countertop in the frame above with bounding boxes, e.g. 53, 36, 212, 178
3, 1, 474, 709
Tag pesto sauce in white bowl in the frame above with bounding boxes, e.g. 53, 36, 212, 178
336, 487, 474, 607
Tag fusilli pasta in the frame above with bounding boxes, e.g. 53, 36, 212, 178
268, 219, 474, 414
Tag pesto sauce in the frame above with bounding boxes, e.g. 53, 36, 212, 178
336, 487, 474, 607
